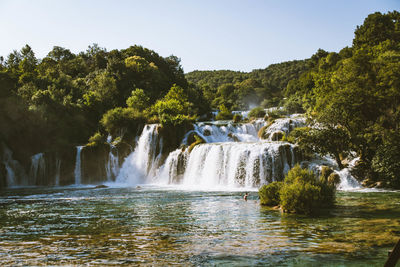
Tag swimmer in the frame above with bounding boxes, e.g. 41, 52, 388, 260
244, 192, 248, 201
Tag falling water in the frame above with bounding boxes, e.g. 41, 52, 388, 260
106, 145, 119, 182
263, 115, 306, 141
116, 125, 161, 185
55, 157, 61, 186
2, 145, 27, 187
161, 142, 296, 188
29, 153, 45, 185
74, 146, 83, 185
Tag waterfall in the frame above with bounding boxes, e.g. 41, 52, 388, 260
336, 157, 362, 190
29, 153, 45, 185
3, 148, 16, 187
55, 157, 61, 186
74, 146, 83, 185
161, 142, 296, 188
116, 124, 161, 185
106, 140, 119, 182
115, 114, 363, 191
183, 119, 265, 144
2, 145, 27, 187
264, 115, 306, 141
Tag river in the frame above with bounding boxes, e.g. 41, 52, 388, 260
0, 186, 398, 266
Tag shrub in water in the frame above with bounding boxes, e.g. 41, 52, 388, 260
259, 181, 283, 206
279, 165, 336, 214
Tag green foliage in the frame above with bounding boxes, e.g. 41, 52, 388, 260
259, 181, 283, 206
248, 107, 266, 118
372, 132, 400, 188
289, 126, 350, 169
100, 107, 144, 137
186, 59, 310, 110
152, 84, 196, 126
126, 88, 150, 111
87, 132, 106, 146
215, 104, 233, 120
279, 165, 336, 214
277, 11, 400, 186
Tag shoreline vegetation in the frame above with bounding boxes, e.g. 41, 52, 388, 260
0, 11, 399, 191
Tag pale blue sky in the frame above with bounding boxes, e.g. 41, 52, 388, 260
0, 0, 398, 72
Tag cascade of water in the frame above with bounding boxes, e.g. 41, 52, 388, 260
3, 147, 16, 187
106, 147, 119, 182
105, 136, 120, 182
29, 153, 45, 185
161, 142, 297, 188
55, 157, 61, 186
183, 119, 266, 144
74, 146, 83, 185
336, 157, 362, 190
264, 115, 306, 141
2, 145, 27, 187
116, 124, 161, 185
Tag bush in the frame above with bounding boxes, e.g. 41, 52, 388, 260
248, 107, 266, 118
372, 132, 400, 188
259, 181, 283, 206
279, 165, 336, 214
87, 132, 106, 146
100, 107, 145, 137
215, 104, 233, 120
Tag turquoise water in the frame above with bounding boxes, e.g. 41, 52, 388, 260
0, 186, 399, 266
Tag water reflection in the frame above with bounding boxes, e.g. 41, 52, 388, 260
0, 187, 398, 265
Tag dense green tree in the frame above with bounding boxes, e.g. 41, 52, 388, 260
126, 88, 150, 111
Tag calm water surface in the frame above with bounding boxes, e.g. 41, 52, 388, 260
0, 186, 399, 266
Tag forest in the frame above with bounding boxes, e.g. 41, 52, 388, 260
0, 11, 399, 188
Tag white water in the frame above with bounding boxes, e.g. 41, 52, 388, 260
29, 153, 45, 185
116, 114, 363, 191
161, 142, 296, 189
2, 145, 27, 187
74, 146, 83, 185
117, 119, 300, 189
183, 119, 265, 144
336, 157, 362, 190
106, 136, 120, 182
116, 125, 161, 185
55, 157, 61, 186
264, 115, 306, 141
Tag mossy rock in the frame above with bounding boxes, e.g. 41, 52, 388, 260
203, 129, 211, 136
188, 134, 205, 153
227, 133, 239, 142
232, 114, 242, 123
258, 120, 276, 140
320, 166, 334, 181
81, 144, 110, 184
158, 122, 194, 155
115, 141, 132, 162
328, 172, 341, 186
270, 131, 284, 141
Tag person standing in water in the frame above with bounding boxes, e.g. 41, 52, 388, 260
244, 192, 248, 201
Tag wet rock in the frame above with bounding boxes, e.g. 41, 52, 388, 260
94, 184, 108, 189
270, 131, 285, 141
203, 129, 211, 136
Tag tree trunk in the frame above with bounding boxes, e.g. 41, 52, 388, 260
334, 153, 343, 169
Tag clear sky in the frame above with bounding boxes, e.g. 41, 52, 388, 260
0, 0, 399, 72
